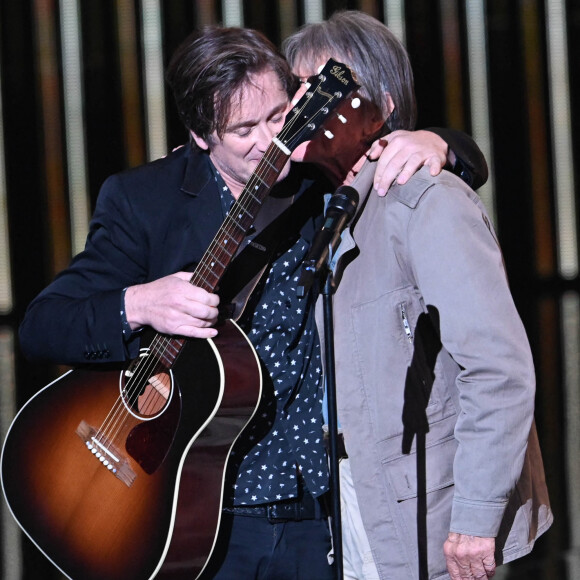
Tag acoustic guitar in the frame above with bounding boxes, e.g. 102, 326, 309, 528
1, 59, 358, 580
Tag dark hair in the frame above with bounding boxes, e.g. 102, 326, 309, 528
166, 26, 297, 141
283, 10, 417, 133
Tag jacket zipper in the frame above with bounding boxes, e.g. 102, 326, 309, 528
400, 303, 414, 343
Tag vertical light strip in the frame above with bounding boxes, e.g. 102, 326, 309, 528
141, 0, 167, 161
60, 0, 90, 256
359, 0, 379, 18
279, 0, 297, 42
439, 0, 464, 128
465, 0, 496, 225
562, 292, 580, 575
34, 0, 70, 275
0, 41, 12, 314
520, 1, 554, 278
304, 0, 323, 24
0, 329, 22, 580
197, 0, 218, 27
383, 0, 406, 45
117, 0, 145, 168
545, 0, 578, 278
222, 0, 244, 26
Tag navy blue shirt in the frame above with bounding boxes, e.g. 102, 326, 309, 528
214, 168, 329, 504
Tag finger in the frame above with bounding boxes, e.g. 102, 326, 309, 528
482, 554, 496, 577
427, 155, 446, 176
374, 151, 402, 195
177, 324, 218, 339
366, 137, 389, 160
448, 561, 474, 580
471, 561, 488, 579
396, 159, 423, 185
184, 301, 219, 324
182, 283, 220, 308
172, 270, 195, 282
444, 555, 464, 580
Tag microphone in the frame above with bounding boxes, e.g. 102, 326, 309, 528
297, 185, 359, 297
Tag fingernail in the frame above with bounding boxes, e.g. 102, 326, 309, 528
376, 187, 386, 196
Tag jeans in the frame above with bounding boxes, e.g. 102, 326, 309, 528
205, 512, 334, 579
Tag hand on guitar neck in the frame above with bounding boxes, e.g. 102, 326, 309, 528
125, 271, 220, 338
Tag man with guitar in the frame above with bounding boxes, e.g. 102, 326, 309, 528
16, 24, 488, 580
284, 10, 552, 580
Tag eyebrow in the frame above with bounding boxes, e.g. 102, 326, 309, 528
226, 100, 288, 133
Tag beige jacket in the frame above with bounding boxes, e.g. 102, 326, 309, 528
319, 166, 552, 579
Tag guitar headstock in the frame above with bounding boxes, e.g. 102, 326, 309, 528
278, 58, 360, 152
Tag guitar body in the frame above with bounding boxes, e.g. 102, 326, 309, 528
1, 319, 261, 580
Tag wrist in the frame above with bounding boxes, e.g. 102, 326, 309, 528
123, 285, 145, 332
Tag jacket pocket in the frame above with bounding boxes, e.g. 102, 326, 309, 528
383, 433, 457, 501
382, 435, 458, 579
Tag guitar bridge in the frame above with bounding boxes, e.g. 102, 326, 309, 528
76, 420, 136, 487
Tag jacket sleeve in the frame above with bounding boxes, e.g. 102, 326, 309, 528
427, 127, 489, 190
406, 174, 534, 537
19, 173, 149, 366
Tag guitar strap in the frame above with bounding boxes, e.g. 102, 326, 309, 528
218, 180, 324, 321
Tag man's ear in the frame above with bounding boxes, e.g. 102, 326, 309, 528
190, 130, 210, 151
385, 93, 395, 118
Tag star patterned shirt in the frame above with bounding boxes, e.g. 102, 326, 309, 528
213, 167, 329, 505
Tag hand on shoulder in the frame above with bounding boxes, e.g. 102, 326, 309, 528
367, 129, 450, 196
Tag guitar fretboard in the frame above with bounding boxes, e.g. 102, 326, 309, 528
191, 140, 290, 293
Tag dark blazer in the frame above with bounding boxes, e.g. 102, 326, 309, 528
18, 145, 325, 365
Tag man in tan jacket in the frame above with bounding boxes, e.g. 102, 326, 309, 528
285, 11, 553, 580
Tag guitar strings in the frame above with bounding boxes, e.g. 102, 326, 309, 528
91, 75, 339, 458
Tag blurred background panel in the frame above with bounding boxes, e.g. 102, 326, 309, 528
0, 1, 577, 578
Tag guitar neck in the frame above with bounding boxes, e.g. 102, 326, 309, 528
154, 141, 290, 369
190, 139, 290, 293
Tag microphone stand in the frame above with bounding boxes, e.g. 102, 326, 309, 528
320, 267, 343, 580
301, 160, 377, 579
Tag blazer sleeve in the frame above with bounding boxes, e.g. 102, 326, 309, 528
406, 174, 535, 536
427, 127, 489, 190
19, 173, 150, 365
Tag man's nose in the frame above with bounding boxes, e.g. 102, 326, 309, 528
255, 123, 276, 151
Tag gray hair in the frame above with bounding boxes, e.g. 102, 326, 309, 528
283, 10, 417, 133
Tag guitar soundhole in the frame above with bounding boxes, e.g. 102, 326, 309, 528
122, 351, 173, 419
137, 372, 171, 415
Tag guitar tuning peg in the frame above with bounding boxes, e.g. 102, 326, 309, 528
324, 130, 334, 139
336, 114, 347, 124
351, 97, 361, 109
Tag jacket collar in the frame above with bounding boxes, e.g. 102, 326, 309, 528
180, 143, 215, 197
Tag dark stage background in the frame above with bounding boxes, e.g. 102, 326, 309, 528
0, 1, 578, 579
